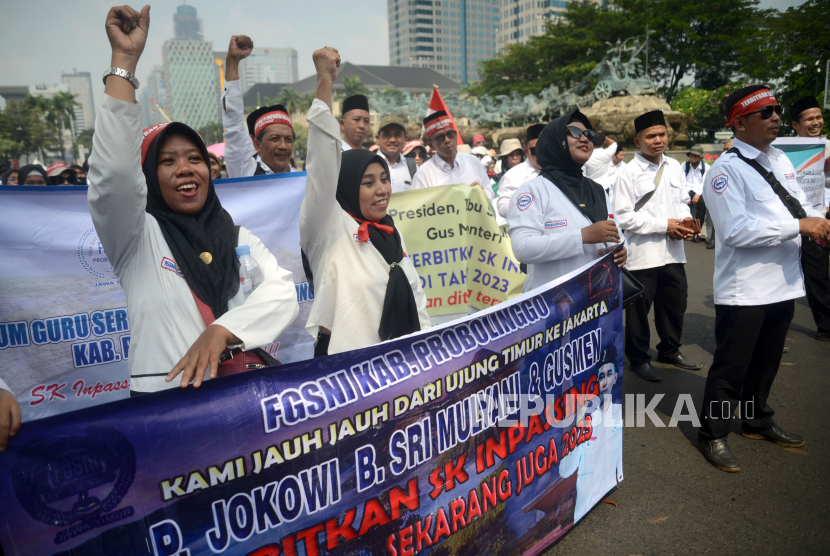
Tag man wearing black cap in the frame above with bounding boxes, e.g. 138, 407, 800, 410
790, 95, 830, 342
375, 114, 417, 192
495, 123, 544, 218
614, 110, 701, 382
683, 145, 710, 242
412, 110, 494, 200
697, 85, 830, 472
340, 94, 370, 151
221, 35, 295, 177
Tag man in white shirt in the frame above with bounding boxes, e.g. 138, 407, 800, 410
614, 110, 701, 382
790, 95, 830, 342
411, 110, 494, 200
340, 94, 370, 151
682, 145, 711, 243
375, 115, 417, 193
583, 132, 617, 189
496, 123, 544, 218
698, 86, 830, 472
605, 145, 625, 197
221, 35, 295, 177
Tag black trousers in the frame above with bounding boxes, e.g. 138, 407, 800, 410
801, 237, 830, 334
624, 263, 688, 365
690, 197, 707, 222
698, 300, 794, 441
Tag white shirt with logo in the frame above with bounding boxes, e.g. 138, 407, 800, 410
703, 138, 822, 306
507, 175, 623, 292
411, 151, 495, 200
613, 153, 692, 271
495, 158, 541, 218
88, 94, 299, 392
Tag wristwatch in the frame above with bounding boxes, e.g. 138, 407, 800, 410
103, 67, 140, 89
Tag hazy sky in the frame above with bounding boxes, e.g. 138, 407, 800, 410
0, 0, 808, 112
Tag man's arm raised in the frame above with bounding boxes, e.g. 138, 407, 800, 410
222, 35, 256, 178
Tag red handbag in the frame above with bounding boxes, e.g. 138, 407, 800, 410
189, 290, 278, 377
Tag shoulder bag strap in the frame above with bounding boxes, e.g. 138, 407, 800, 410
727, 148, 807, 220
633, 161, 666, 212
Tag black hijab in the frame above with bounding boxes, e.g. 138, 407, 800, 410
2, 168, 18, 185
337, 148, 421, 341
536, 110, 608, 224
17, 165, 48, 186
141, 123, 240, 318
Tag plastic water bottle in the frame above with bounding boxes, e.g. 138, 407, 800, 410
236, 245, 264, 299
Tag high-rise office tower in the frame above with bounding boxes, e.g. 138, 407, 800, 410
162, 5, 220, 130
388, 0, 499, 85
497, 0, 604, 51
61, 71, 95, 135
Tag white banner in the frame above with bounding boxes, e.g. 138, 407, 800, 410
0, 172, 313, 421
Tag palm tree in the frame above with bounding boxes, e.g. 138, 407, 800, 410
337, 75, 368, 100
275, 87, 305, 115
198, 121, 224, 146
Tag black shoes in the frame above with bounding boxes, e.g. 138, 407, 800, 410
631, 362, 661, 382
706, 241, 715, 249
692, 234, 701, 243
815, 331, 830, 342
657, 352, 703, 370
740, 423, 805, 448
698, 438, 741, 472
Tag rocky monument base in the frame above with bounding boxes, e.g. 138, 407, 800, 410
581, 95, 692, 148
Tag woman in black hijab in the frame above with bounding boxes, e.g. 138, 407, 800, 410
88, 4, 298, 394
2, 168, 18, 185
17, 165, 49, 186
300, 46, 430, 356
507, 110, 627, 292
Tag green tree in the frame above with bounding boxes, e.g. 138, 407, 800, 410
275, 87, 305, 114
0, 98, 59, 162
738, 0, 829, 130
670, 82, 749, 140
337, 75, 368, 100
472, 0, 764, 100
292, 122, 309, 165
197, 121, 224, 146
49, 90, 81, 157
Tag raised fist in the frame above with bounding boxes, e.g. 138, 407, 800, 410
313, 47, 341, 83
228, 35, 253, 61
105, 4, 150, 68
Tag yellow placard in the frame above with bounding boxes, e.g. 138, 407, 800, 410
388, 184, 525, 315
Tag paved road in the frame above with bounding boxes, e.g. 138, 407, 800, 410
543, 239, 830, 556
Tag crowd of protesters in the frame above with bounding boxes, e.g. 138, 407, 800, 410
1, 4, 829, 479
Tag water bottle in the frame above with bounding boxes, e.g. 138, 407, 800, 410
236, 245, 264, 299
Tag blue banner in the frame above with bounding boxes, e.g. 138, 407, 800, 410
0, 252, 623, 556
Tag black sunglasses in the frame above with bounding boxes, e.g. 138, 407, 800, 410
432, 130, 458, 143
55, 176, 75, 185
529, 147, 536, 156
746, 105, 782, 120
565, 125, 597, 142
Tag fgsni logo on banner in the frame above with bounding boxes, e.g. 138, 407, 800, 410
78, 227, 119, 287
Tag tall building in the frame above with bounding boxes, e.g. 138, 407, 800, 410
388, 0, 499, 85
162, 6, 220, 130
174, 4, 203, 41
214, 47, 299, 93
141, 65, 168, 127
497, 0, 603, 51
61, 71, 95, 135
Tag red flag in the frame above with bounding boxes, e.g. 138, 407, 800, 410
426, 85, 463, 146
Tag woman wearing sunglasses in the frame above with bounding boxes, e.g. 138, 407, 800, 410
506, 110, 627, 293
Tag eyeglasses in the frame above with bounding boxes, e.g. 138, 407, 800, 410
55, 176, 75, 185
529, 147, 536, 156
432, 130, 457, 143
746, 105, 782, 120
565, 125, 597, 142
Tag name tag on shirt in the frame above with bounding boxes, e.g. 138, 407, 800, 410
784, 173, 796, 181
353, 234, 373, 244
545, 219, 568, 229
161, 257, 184, 279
